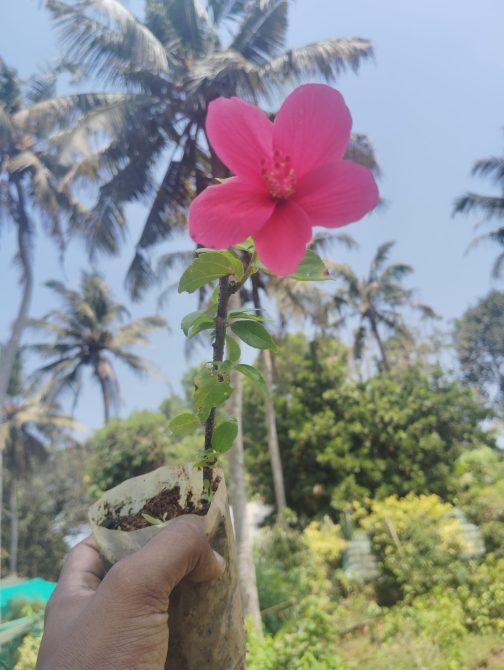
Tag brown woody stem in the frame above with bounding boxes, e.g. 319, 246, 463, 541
202, 274, 239, 489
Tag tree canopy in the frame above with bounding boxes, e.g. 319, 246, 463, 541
244, 334, 496, 518
454, 290, 504, 409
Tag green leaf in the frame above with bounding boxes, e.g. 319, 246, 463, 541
142, 513, 163, 526
194, 369, 233, 411
194, 452, 218, 469
290, 249, 330, 281
169, 412, 201, 436
189, 315, 215, 338
228, 309, 265, 322
196, 405, 211, 423
234, 239, 255, 253
178, 251, 244, 293
210, 286, 220, 304
181, 309, 208, 336
230, 320, 277, 351
235, 363, 269, 396
212, 417, 238, 454
226, 336, 241, 362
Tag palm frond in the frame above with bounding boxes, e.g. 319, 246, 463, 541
332, 290, 349, 314
24, 69, 58, 104
472, 156, 504, 184
186, 51, 264, 100
259, 37, 373, 86
377, 311, 412, 340
454, 193, 504, 220
413, 302, 439, 320
311, 232, 359, 254
124, 144, 199, 299
70, 106, 175, 258
13, 92, 128, 136
107, 348, 161, 378
266, 276, 328, 326
380, 282, 414, 306
369, 241, 395, 281
28, 343, 79, 357
28, 355, 80, 378
113, 316, 167, 346
47, 0, 169, 82
68, 193, 127, 256
208, 0, 248, 24
165, 0, 214, 57
345, 133, 381, 175
379, 263, 413, 284
6, 151, 62, 240
492, 251, 504, 278
331, 263, 360, 298
44, 279, 78, 302
0, 57, 23, 114
50, 94, 152, 165
157, 249, 195, 277
127, 247, 197, 302
231, 0, 288, 65
0, 107, 15, 147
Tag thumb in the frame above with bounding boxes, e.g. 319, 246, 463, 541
104, 517, 225, 605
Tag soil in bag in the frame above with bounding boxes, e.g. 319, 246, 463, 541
100, 479, 220, 531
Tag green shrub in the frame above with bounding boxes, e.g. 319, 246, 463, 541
303, 516, 347, 566
247, 598, 351, 670
455, 556, 504, 633
254, 514, 329, 634
85, 410, 197, 497
455, 446, 504, 557
13, 633, 41, 670
358, 494, 473, 604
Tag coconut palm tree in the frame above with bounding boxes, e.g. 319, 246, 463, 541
331, 241, 436, 372
0, 60, 94, 552
454, 141, 504, 277
29, 273, 167, 423
44, 0, 375, 297
1, 382, 82, 575
0, 58, 75, 414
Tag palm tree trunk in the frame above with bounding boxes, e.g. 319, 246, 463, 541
369, 315, 390, 372
9, 477, 18, 575
97, 373, 111, 424
261, 349, 287, 510
251, 277, 287, 512
226, 293, 262, 635
0, 181, 33, 581
227, 366, 263, 635
0, 182, 33, 410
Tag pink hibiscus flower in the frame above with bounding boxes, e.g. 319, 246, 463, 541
189, 84, 379, 276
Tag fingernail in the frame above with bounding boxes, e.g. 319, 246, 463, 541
213, 551, 226, 575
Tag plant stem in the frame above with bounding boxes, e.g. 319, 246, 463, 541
202, 274, 239, 489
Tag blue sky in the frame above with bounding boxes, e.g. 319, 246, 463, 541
1, 0, 504, 431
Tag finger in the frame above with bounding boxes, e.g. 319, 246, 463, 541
57, 536, 105, 594
107, 517, 225, 601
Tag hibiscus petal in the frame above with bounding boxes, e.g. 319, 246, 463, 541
273, 84, 352, 178
253, 200, 312, 276
294, 160, 379, 228
206, 97, 273, 184
189, 177, 275, 249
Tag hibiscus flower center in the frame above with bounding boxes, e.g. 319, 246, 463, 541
261, 150, 297, 200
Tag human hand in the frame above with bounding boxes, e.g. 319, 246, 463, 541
36, 517, 225, 670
